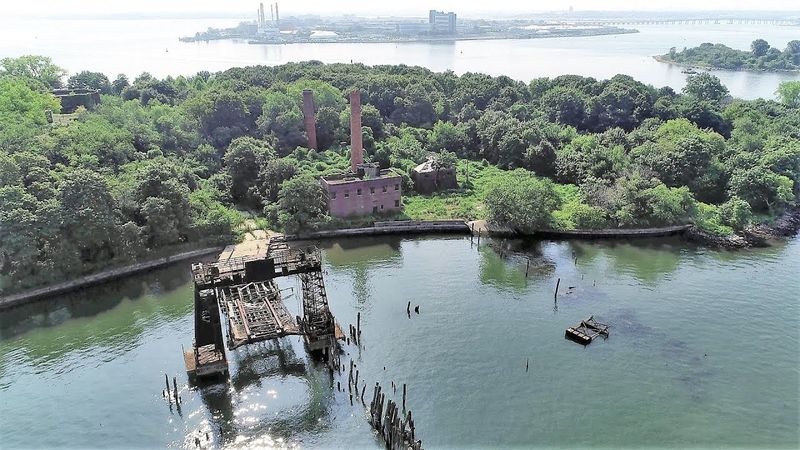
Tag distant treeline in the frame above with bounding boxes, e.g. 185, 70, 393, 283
660, 39, 800, 72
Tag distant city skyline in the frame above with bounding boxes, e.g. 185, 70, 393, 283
6, 0, 800, 18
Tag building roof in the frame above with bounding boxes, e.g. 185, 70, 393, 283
412, 158, 454, 174
412, 160, 436, 173
321, 168, 401, 185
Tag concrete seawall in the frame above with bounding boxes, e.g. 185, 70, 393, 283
535, 225, 692, 239
287, 220, 471, 240
288, 220, 692, 241
0, 247, 223, 310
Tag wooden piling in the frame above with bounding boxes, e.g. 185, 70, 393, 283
370, 384, 378, 412
165, 373, 170, 397
173, 376, 179, 404
554, 277, 561, 300
402, 383, 407, 411
367, 382, 421, 450
525, 259, 530, 278
356, 312, 361, 336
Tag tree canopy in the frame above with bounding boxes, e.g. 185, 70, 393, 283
0, 55, 66, 89
1, 57, 799, 292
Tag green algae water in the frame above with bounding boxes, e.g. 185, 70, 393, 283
1, 236, 798, 448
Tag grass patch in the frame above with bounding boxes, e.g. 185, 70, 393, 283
402, 160, 510, 221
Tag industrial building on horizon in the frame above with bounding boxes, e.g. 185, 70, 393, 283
257, 2, 280, 35
428, 9, 457, 35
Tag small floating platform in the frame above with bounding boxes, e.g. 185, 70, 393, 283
185, 344, 228, 380
566, 316, 609, 345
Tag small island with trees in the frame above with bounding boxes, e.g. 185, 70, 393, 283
1, 55, 799, 294
656, 39, 800, 72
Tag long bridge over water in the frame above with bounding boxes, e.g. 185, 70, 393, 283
576, 18, 800, 26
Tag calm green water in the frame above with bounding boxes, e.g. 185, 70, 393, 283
1, 236, 798, 449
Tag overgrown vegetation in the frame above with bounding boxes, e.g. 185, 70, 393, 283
1, 55, 799, 291
660, 39, 800, 72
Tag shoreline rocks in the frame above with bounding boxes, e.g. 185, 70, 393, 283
687, 207, 800, 248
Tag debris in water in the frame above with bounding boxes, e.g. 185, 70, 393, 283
565, 316, 610, 345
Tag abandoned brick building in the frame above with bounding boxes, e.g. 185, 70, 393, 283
51, 88, 101, 113
410, 158, 458, 194
312, 90, 402, 217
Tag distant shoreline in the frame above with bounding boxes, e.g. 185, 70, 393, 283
652, 55, 800, 74
181, 29, 639, 46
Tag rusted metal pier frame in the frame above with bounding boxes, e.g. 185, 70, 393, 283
185, 236, 341, 382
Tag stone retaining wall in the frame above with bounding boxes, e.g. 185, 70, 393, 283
0, 247, 223, 310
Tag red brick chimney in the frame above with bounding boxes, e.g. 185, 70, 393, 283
302, 89, 317, 150
349, 90, 363, 173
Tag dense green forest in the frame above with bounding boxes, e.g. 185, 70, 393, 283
1, 55, 799, 291
660, 39, 800, 72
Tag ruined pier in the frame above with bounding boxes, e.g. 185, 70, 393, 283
184, 236, 342, 380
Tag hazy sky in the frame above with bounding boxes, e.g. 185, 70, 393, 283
7, 0, 799, 17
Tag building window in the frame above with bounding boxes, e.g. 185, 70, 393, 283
394, 184, 399, 191
331, 192, 337, 199
380, 204, 384, 210
394, 200, 400, 208
382, 185, 387, 193
370, 187, 375, 194
357, 188, 362, 196
373, 206, 378, 213
344, 191, 350, 198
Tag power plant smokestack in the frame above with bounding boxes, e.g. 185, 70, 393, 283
302, 89, 318, 150
349, 90, 363, 173
270, 3, 274, 22
274, 3, 279, 23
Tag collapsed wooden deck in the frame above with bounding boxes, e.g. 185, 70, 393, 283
566, 316, 610, 345
218, 281, 301, 348
184, 344, 227, 378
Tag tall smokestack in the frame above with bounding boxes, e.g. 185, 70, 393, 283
302, 89, 318, 150
349, 90, 363, 173
270, 3, 274, 22
259, 3, 265, 26
275, 3, 279, 23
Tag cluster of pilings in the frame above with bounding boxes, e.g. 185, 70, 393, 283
163, 373, 182, 408
347, 312, 361, 346
369, 382, 422, 450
